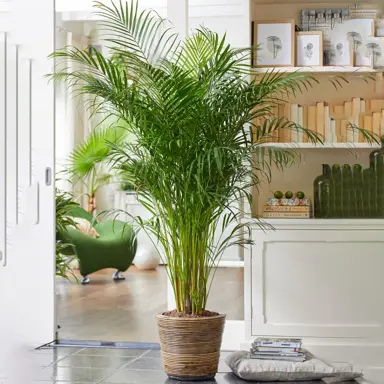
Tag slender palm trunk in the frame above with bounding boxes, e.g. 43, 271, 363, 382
87, 193, 96, 215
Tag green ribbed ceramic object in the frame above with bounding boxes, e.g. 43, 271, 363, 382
362, 167, 375, 217
332, 164, 342, 217
370, 137, 384, 218
353, 164, 363, 217
314, 164, 332, 218
342, 164, 352, 218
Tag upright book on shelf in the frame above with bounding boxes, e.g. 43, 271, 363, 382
316, 102, 325, 137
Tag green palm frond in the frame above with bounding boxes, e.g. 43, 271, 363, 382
68, 122, 127, 181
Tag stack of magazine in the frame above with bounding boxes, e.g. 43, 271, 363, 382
250, 338, 306, 362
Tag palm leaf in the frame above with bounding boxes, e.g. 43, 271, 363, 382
68, 122, 127, 181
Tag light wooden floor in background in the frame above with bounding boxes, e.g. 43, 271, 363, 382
57, 266, 244, 343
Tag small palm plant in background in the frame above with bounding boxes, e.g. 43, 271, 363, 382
55, 188, 79, 280
68, 123, 127, 214
50, 0, 321, 315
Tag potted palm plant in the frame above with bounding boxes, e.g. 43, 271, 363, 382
50, 0, 321, 379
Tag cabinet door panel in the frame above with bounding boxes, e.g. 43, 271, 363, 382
251, 229, 384, 339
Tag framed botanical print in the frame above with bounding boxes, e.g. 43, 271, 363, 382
296, 31, 323, 66
324, 39, 353, 66
253, 20, 295, 67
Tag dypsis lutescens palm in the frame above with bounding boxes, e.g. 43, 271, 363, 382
50, 0, 320, 314
68, 122, 127, 214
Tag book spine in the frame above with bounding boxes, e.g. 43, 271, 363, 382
381, 110, 384, 135
290, 104, 299, 143
358, 113, 365, 143
284, 103, 291, 143
373, 112, 381, 137
251, 352, 304, 357
278, 103, 286, 143
297, 105, 303, 143
271, 104, 279, 142
254, 347, 300, 353
340, 120, 349, 143
316, 102, 325, 138
364, 115, 373, 138
324, 105, 331, 143
344, 101, 353, 142
264, 206, 310, 212
307, 105, 317, 140
336, 120, 342, 143
330, 119, 336, 143
302, 105, 309, 143
262, 212, 311, 218
254, 341, 302, 348
360, 99, 366, 114
352, 97, 361, 142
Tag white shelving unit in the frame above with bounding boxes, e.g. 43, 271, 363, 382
248, 2, 384, 383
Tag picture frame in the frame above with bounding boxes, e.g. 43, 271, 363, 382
296, 31, 323, 67
325, 39, 353, 66
361, 37, 384, 69
253, 20, 295, 67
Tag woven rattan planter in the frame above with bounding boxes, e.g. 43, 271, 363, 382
156, 313, 226, 381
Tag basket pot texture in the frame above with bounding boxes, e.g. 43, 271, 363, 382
156, 313, 226, 381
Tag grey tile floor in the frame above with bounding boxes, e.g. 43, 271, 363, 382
28, 346, 243, 384
4, 346, 363, 384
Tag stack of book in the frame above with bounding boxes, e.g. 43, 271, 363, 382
263, 204, 312, 219
250, 338, 306, 362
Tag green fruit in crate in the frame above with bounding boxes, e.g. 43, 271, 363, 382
285, 191, 294, 199
296, 191, 305, 199
274, 191, 284, 199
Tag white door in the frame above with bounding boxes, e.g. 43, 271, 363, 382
0, 0, 56, 373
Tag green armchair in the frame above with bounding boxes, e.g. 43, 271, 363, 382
58, 206, 137, 284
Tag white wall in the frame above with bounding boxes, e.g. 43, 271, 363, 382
189, 0, 250, 47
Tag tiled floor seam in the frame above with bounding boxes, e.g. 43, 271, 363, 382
47, 348, 86, 367
95, 349, 152, 384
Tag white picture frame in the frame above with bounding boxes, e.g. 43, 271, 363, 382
363, 37, 384, 69
254, 20, 295, 67
327, 39, 353, 66
296, 31, 323, 67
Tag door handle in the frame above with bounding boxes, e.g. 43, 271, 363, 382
45, 167, 52, 186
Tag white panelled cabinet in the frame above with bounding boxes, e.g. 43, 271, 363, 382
245, 219, 384, 383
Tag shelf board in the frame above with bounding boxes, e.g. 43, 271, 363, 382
260, 143, 380, 149
248, 218, 384, 226
253, 0, 382, 5
255, 66, 378, 74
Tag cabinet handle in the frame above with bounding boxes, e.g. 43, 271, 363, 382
1, 33, 7, 267
45, 167, 52, 186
